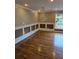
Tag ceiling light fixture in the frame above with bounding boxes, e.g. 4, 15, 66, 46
25, 4, 28, 6
51, 0, 54, 2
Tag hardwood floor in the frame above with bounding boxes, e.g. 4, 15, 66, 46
15, 31, 63, 59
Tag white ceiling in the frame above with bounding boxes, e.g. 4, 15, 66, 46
16, 0, 63, 11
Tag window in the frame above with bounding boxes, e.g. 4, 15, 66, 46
55, 13, 63, 29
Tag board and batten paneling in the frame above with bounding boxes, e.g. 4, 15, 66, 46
40, 24, 45, 28
31, 25, 36, 31
15, 29, 23, 38
47, 24, 53, 29
24, 27, 30, 34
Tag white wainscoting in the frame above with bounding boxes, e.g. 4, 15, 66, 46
39, 22, 54, 31
15, 29, 39, 44
15, 22, 54, 44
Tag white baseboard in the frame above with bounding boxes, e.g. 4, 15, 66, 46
54, 31, 63, 33
39, 28, 54, 31
15, 29, 39, 44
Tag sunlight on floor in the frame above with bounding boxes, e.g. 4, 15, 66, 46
54, 33, 63, 48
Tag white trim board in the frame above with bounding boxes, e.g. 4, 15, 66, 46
15, 23, 38, 30
54, 31, 63, 33
39, 28, 54, 31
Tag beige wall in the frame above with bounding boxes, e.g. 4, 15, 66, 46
38, 12, 55, 23
38, 11, 63, 23
15, 4, 38, 27
15, 4, 63, 27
